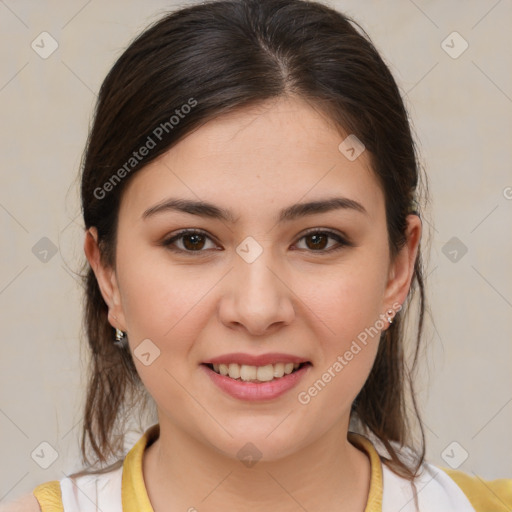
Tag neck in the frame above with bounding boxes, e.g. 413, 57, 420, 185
142, 418, 371, 512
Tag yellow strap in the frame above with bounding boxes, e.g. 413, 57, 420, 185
443, 467, 512, 512
122, 424, 159, 512
32, 481, 64, 512
347, 432, 383, 512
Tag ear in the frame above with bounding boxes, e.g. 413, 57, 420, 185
382, 214, 422, 311
83, 227, 127, 331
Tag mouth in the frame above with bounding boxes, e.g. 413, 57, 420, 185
200, 361, 313, 401
201, 361, 312, 383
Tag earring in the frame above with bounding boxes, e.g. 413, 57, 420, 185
386, 309, 394, 324
114, 328, 128, 348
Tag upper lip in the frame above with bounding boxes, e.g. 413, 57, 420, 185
203, 352, 310, 366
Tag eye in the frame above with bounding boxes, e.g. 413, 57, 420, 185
161, 229, 218, 253
294, 229, 351, 253
161, 228, 352, 255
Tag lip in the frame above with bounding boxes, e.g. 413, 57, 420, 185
200, 362, 312, 401
203, 352, 310, 366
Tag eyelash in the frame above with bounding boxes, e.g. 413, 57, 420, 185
161, 228, 352, 255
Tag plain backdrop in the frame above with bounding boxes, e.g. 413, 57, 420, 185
1, 0, 511, 503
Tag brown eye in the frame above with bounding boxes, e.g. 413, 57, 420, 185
182, 233, 206, 250
162, 230, 217, 253
295, 230, 351, 253
162, 228, 351, 256
304, 232, 329, 250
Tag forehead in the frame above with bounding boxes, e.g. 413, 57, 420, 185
119, 96, 384, 224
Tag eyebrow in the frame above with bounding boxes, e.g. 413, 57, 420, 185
142, 196, 367, 223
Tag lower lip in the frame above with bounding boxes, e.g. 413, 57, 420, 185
201, 363, 311, 401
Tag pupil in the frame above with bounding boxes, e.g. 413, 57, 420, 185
308, 233, 327, 250
184, 234, 204, 250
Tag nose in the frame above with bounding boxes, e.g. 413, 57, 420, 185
218, 248, 296, 336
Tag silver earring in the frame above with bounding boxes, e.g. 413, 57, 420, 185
386, 310, 394, 324
114, 328, 128, 348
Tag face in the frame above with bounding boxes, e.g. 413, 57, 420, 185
86, 96, 420, 462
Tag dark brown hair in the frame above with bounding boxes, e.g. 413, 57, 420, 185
73, 0, 429, 482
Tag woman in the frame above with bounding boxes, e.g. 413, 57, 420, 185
8, 0, 511, 510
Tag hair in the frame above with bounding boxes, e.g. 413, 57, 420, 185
72, 0, 430, 483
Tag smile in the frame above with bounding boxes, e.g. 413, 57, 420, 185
206, 362, 305, 382
200, 362, 312, 401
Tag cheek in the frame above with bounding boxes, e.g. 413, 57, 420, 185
294, 260, 386, 419
115, 250, 212, 412
116, 245, 212, 339
290, 247, 389, 408
297, 253, 389, 344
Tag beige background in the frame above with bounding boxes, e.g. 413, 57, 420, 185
1, 0, 511, 503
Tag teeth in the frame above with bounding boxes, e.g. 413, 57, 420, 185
273, 362, 285, 378
241, 364, 258, 381
228, 363, 240, 379
211, 362, 302, 381
256, 364, 274, 382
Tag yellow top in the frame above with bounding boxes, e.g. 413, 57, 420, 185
31, 481, 63, 512
33, 424, 512, 512
441, 467, 512, 512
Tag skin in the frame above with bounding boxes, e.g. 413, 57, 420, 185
85, 96, 421, 512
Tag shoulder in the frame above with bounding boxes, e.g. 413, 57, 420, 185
0, 492, 42, 512
1, 461, 126, 512
30, 481, 62, 512
441, 467, 512, 512
378, 445, 510, 512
